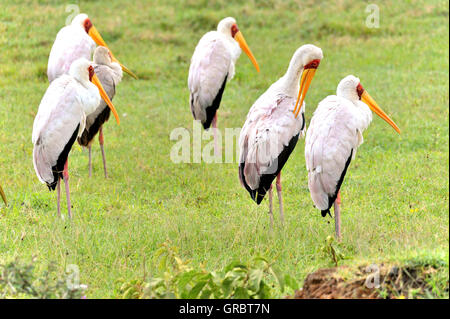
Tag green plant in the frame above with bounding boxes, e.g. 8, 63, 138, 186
117, 241, 298, 299
0, 259, 87, 299
320, 236, 346, 267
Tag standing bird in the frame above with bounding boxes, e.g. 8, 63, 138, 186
33, 58, 119, 218
239, 44, 323, 228
78, 46, 123, 178
305, 75, 400, 239
47, 13, 136, 83
0, 183, 6, 206
188, 17, 260, 155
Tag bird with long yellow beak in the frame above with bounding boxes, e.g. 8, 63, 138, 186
305, 75, 400, 240
239, 44, 323, 229
33, 58, 119, 218
188, 17, 260, 156
47, 13, 137, 82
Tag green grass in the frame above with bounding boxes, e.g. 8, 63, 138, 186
0, 0, 448, 298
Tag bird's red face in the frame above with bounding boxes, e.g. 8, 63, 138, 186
88, 65, 95, 81
356, 83, 364, 100
304, 59, 321, 70
357, 82, 401, 134
83, 18, 138, 79
83, 18, 93, 33
231, 24, 239, 38
293, 59, 322, 118
88, 66, 121, 125
230, 23, 259, 72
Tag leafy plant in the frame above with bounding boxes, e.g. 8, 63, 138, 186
0, 259, 87, 299
320, 236, 346, 267
116, 241, 298, 299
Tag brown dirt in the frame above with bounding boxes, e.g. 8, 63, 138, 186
288, 263, 441, 299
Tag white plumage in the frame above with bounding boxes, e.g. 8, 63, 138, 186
33, 59, 99, 186
33, 58, 119, 218
305, 75, 400, 239
239, 92, 305, 192
305, 91, 371, 211
188, 30, 239, 125
239, 44, 323, 227
47, 13, 137, 83
188, 17, 259, 156
47, 14, 95, 82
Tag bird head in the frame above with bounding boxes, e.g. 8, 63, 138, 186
71, 13, 138, 79
93, 46, 114, 65
292, 44, 323, 118
70, 58, 120, 125
337, 75, 401, 134
217, 17, 259, 72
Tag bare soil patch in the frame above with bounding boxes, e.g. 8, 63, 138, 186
289, 263, 445, 299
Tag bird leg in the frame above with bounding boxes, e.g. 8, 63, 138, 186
334, 191, 342, 241
99, 126, 108, 178
63, 160, 72, 219
276, 172, 285, 225
88, 145, 92, 178
212, 114, 219, 157
56, 178, 61, 218
268, 184, 274, 230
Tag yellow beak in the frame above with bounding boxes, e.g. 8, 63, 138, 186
91, 73, 120, 125
0, 183, 7, 206
110, 54, 138, 79
361, 91, 401, 134
293, 68, 317, 118
88, 25, 138, 79
234, 31, 260, 72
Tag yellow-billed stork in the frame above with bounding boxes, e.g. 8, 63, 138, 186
239, 44, 323, 228
77, 46, 123, 178
33, 58, 119, 218
305, 75, 401, 239
188, 17, 259, 155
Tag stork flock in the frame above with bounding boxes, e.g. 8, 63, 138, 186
1, 14, 401, 240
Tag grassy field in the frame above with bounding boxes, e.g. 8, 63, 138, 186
0, 0, 448, 298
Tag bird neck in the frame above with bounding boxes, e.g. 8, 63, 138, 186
277, 48, 307, 96
280, 63, 303, 97
220, 33, 241, 63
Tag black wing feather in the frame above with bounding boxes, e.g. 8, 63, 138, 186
48, 124, 80, 190
321, 148, 353, 217
202, 74, 228, 130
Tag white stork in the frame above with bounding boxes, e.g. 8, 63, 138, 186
77, 46, 123, 178
47, 13, 136, 83
33, 58, 119, 218
305, 75, 401, 239
188, 17, 259, 155
0, 183, 6, 206
239, 44, 323, 228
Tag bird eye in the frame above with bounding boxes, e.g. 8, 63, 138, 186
88, 66, 94, 80
304, 59, 321, 69
84, 19, 92, 33
231, 24, 239, 38
356, 83, 364, 99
